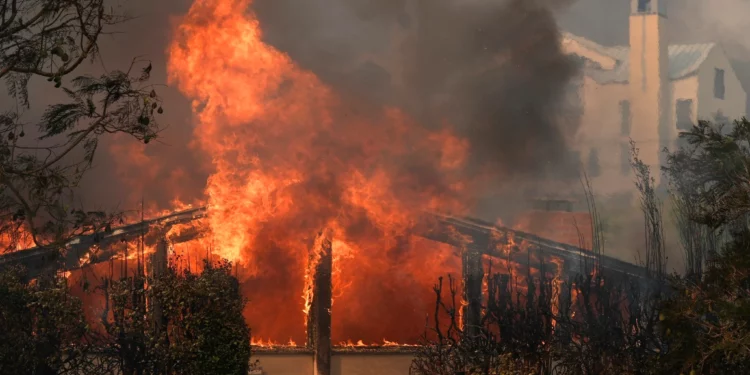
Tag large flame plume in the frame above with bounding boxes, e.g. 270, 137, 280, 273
167, 0, 472, 344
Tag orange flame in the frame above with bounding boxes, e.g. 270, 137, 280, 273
0, 227, 35, 252
167, 0, 469, 344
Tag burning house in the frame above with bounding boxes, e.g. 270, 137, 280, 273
0, 205, 648, 375
0, 0, 657, 374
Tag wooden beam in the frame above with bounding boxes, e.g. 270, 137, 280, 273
151, 235, 169, 338
557, 275, 575, 346
462, 246, 483, 337
307, 232, 332, 375
152, 235, 169, 277
1, 207, 207, 279
3, 209, 648, 283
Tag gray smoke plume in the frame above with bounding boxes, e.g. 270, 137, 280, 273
12, 0, 750, 216
253, 0, 580, 180
1, 1, 201, 214
72, 0, 205, 211
6, 0, 582, 221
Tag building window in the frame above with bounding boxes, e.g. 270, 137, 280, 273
620, 100, 631, 136
715, 110, 730, 126
638, 0, 652, 12
676, 99, 694, 130
621, 142, 631, 176
714, 68, 726, 99
587, 148, 601, 178
565, 76, 583, 116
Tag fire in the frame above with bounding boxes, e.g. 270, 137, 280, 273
0, 227, 35, 252
167, 0, 469, 344
111, 241, 157, 262
339, 340, 367, 348
250, 338, 299, 348
337, 339, 414, 348
549, 256, 564, 329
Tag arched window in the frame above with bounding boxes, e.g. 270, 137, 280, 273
588, 148, 601, 177
676, 99, 694, 130
714, 68, 726, 100
620, 100, 631, 136
621, 142, 631, 176
638, 0, 652, 13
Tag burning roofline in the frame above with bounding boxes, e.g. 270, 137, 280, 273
0, 207, 207, 278
0, 206, 652, 363
0, 206, 647, 280
424, 212, 648, 279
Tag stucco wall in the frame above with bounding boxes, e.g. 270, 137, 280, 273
628, 12, 671, 179
576, 76, 632, 197
332, 354, 414, 375
253, 353, 414, 375
253, 354, 314, 375
576, 57, 745, 198
578, 75, 691, 197
670, 75, 699, 147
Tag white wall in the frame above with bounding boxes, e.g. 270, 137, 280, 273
332, 354, 414, 375
576, 77, 633, 197
696, 47, 747, 122
576, 61, 746, 198
253, 354, 314, 375
253, 353, 415, 375
670, 75, 699, 148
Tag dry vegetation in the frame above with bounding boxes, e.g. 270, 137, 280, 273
412, 118, 750, 375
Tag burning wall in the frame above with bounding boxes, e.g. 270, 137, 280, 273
60, 211, 574, 347
166, 0, 468, 344
5, 0, 583, 348
154, 0, 580, 345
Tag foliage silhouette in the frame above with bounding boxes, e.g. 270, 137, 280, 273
0, 0, 165, 254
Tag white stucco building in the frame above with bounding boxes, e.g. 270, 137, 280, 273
562, 0, 747, 197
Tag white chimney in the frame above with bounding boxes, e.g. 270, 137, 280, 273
628, 0, 671, 186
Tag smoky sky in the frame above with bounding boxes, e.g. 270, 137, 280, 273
65, 0, 205, 211
6, 0, 750, 216
253, 0, 580, 180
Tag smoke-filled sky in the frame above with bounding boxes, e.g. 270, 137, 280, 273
251, 0, 582, 221
8, 0, 750, 219
87, 0, 583, 219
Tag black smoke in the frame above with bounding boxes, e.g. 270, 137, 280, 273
253, 0, 580, 179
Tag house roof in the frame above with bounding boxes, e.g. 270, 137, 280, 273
562, 32, 716, 84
